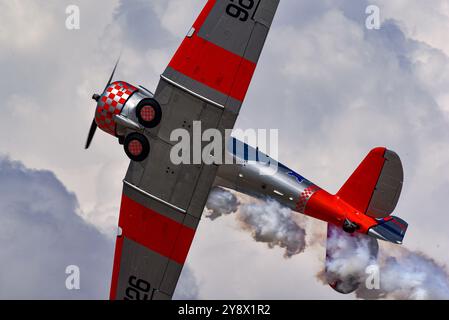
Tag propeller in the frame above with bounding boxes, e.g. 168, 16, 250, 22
85, 57, 121, 149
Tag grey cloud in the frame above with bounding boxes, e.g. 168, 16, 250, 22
113, 0, 173, 50
0, 156, 199, 299
0, 156, 113, 299
173, 265, 200, 300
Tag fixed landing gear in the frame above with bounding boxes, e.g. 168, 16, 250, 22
136, 99, 162, 129
124, 132, 150, 162
342, 219, 359, 234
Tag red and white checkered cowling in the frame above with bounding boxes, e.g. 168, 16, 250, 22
95, 81, 138, 136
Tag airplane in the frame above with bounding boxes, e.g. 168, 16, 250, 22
85, 0, 408, 299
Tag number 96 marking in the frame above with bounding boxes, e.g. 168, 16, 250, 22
226, 0, 256, 22
124, 276, 153, 300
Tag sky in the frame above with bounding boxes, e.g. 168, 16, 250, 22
0, 0, 449, 299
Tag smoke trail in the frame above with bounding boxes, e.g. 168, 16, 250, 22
205, 187, 307, 258
322, 226, 449, 300
205, 187, 240, 220
356, 246, 449, 300
237, 198, 306, 258
321, 225, 378, 294
206, 188, 449, 299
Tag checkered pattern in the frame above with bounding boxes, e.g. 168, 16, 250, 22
140, 105, 156, 122
95, 81, 138, 135
128, 140, 143, 156
296, 185, 320, 213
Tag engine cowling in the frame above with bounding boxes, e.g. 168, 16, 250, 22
92, 81, 161, 162
94, 81, 139, 136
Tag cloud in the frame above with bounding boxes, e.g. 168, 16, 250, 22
371, 0, 449, 57
0, 156, 113, 299
0, 155, 199, 299
173, 266, 200, 300
0, 1, 56, 52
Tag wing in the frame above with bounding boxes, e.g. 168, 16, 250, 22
162, 0, 280, 113
110, 0, 280, 300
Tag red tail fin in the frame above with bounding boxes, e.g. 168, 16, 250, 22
337, 148, 403, 218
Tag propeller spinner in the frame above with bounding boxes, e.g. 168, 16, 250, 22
85, 58, 120, 149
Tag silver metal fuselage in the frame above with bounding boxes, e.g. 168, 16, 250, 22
215, 138, 318, 214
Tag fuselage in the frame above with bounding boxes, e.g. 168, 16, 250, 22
215, 138, 378, 235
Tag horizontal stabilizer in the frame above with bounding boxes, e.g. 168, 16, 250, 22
368, 216, 408, 244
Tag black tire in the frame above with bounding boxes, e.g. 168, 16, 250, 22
343, 219, 358, 234
136, 98, 162, 128
124, 133, 150, 162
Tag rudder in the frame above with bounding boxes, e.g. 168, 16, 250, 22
337, 148, 403, 218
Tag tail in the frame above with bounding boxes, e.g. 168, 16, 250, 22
337, 147, 408, 244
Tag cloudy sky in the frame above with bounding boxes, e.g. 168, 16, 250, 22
0, 0, 449, 299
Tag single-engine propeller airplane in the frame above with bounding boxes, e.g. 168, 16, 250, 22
86, 0, 408, 299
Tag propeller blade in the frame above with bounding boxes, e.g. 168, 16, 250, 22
86, 55, 121, 150
104, 56, 121, 92
85, 119, 98, 149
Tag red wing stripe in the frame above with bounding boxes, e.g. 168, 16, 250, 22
168, 34, 256, 102
170, 226, 196, 264
192, 0, 216, 30
118, 194, 195, 265
230, 58, 258, 103
109, 235, 124, 300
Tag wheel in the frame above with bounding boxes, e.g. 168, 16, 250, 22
342, 219, 358, 234
124, 133, 150, 162
136, 98, 162, 128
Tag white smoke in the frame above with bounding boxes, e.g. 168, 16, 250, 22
237, 199, 306, 258
206, 188, 449, 299
323, 226, 449, 300
205, 187, 240, 220
205, 188, 307, 258
356, 247, 449, 300
323, 225, 378, 294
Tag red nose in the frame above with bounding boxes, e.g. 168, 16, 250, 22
95, 81, 138, 136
